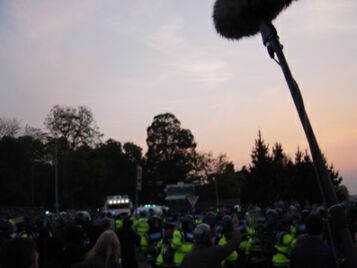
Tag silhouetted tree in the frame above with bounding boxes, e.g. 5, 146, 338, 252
198, 154, 242, 201
242, 131, 273, 204
210, 155, 234, 199
24, 125, 48, 142
271, 142, 293, 201
0, 117, 21, 137
44, 105, 102, 149
327, 163, 343, 187
93, 139, 140, 201
144, 113, 196, 202
123, 142, 143, 165
0, 135, 52, 207
240, 132, 343, 205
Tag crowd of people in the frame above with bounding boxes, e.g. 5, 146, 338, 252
1, 201, 357, 268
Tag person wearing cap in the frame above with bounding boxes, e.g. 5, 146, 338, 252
181, 214, 241, 268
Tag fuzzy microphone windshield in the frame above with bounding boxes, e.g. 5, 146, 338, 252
213, 0, 296, 40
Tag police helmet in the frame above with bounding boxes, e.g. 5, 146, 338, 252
148, 215, 160, 227
180, 215, 193, 223
180, 215, 194, 232
203, 213, 217, 228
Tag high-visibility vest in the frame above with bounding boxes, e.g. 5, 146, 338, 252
171, 230, 193, 266
156, 237, 175, 267
272, 232, 296, 267
115, 219, 123, 231
17, 231, 32, 239
141, 231, 162, 260
133, 217, 149, 237
290, 224, 297, 236
244, 236, 265, 264
239, 225, 255, 254
218, 234, 238, 266
8, 218, 15, 227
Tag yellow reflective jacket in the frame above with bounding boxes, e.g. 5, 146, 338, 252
171, 229, 193, 266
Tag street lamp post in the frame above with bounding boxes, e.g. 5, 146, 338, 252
54, 139, 59, 214
214, 176, 219, 208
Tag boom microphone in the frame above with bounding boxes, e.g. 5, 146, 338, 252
212, 1, 357, 267
213, 0, 296, 40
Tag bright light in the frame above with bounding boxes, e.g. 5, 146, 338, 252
45, 211, 50, 215
108, 198, 130, 205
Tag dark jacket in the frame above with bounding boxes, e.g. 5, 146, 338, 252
181, 229, 240, 268
118, 228, 139, 268
291, 236, 338, 268
74, 256, 122, 268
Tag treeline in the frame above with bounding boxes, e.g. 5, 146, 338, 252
0, 133, 141, 210
0, 107, 343, 210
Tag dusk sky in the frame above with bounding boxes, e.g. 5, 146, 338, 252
1, 1, 356, 193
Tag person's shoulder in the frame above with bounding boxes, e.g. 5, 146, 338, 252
319, 242, 336, 255
73, 257, 102, 268
292, 237, 336, 256
75, 256, 121, 268
291, 238, 313, 256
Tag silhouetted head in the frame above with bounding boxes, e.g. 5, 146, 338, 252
221, 215, 233, 232
306, 214, 323, 236
139, 211, 147, 217
193, 223, 212, 246
123, 218, 133, 230
180, 215, 194, 232
203, 213, 217, 229
86, 230, 121, 264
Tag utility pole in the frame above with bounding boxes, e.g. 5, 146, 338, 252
135, 165, 142, 212
31, 164, 34, 207
54, 139, 59, 214
214, 176, 219, 208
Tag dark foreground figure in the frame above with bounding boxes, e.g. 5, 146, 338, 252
74, 230, 122, 268
290, 214, 338, 268
181, 215, 240, 268
0, 238, 39, 268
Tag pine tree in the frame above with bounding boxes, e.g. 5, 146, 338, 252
243, 131, 273, 204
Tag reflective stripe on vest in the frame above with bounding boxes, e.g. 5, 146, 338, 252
147, 232, 162, 243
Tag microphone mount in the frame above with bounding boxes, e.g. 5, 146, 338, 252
260, 21, 281, 64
